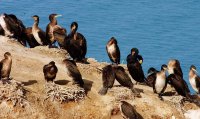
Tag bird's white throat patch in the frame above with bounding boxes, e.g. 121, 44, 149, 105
0, 14, 13, 36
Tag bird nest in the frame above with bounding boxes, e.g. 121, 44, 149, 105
0, 79, 28, 108
44, 83, 86, 103
108, 87, 135, 102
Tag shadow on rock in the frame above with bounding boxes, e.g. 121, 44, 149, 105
83, 79, 93, 95
22, 80, 37, 86
162, 91, 176, 96
54, 79, 70, 85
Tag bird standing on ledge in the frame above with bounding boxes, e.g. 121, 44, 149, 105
0, 52, 12, 81
106, 37, 120, 65
32, 15, 48, 45
127, 48, 146, 84
64, 22, 87, 62
46, 14, 66, 47
189, 65, 200, 94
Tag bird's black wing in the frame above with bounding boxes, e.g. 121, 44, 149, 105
152, 75, 157, 93
137, 55, 143, 62
6, 14, 20, 31
174, 67, 183, 78
0, 25, 4, 35
116, 44, 120, 64
38, 29, 48, 45
63, 59, 77, 66
99, 65, 115, 95
65, 61, 84, 86
183, 78, 190, 93
25, 27, 39, 48
67, 62, 81, 78
126, 54, 132, 64
54, 65, 58, 74
195, 76, 200, 92
46, 23, 51, 42
53, 25, 67, 47
75, 32, 87, 59
147, 67, 158, 75
166, 74, 176, 85
102, 65, 115, 88
4, 14, 26, 46
43, 64, 48, 74
120, 101, 137, 119
7, 14, 25, 35
79, 33, 87, 59
167, 74, 190, 97
114, 66, 133, 88
146, 73, 157, 87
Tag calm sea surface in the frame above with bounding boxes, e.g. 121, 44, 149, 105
1, 0, 200, 93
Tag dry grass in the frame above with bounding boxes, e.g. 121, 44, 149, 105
0, 79, 28, 108
44, 83, 86, 103
109, 87, 135, 102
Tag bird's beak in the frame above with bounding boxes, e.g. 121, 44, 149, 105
139, 60, 143, 64
55, 14, 62, 18
192, 68, 198, 73
147, 71, 154, 77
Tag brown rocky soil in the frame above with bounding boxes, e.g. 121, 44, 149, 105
0, 36, 199, 119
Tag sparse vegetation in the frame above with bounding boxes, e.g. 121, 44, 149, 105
0, 79, 29, 107
45, 83, 86, 103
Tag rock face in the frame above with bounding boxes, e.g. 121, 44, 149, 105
0, 36, 199, 119
184, 109, 200, 119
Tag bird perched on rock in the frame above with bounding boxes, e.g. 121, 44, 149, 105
43, 61, 58, 82
64, 22, 87, 62
62, 59, 84, 87
46, 14, 66, 47
146, 67, 158, 87
127, 48, 146, 84
0, 13, 27, 46
98, 65, 140, 97
0, 52, 12, 80
98, 65, 115, 95
119, 101, 143, 119
167, 74, 190, 98
32, 15, 48, 45
189, 65, 200, 94
153, 65, 168, 100
168, 59, 183, 78
106, 37, 120, 64
24, 27, 40, 48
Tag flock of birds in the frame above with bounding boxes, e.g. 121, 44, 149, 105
0, 13, 86, 62
0, 13, 200, 118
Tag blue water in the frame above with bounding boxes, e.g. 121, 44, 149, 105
1, 0, 200, 93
